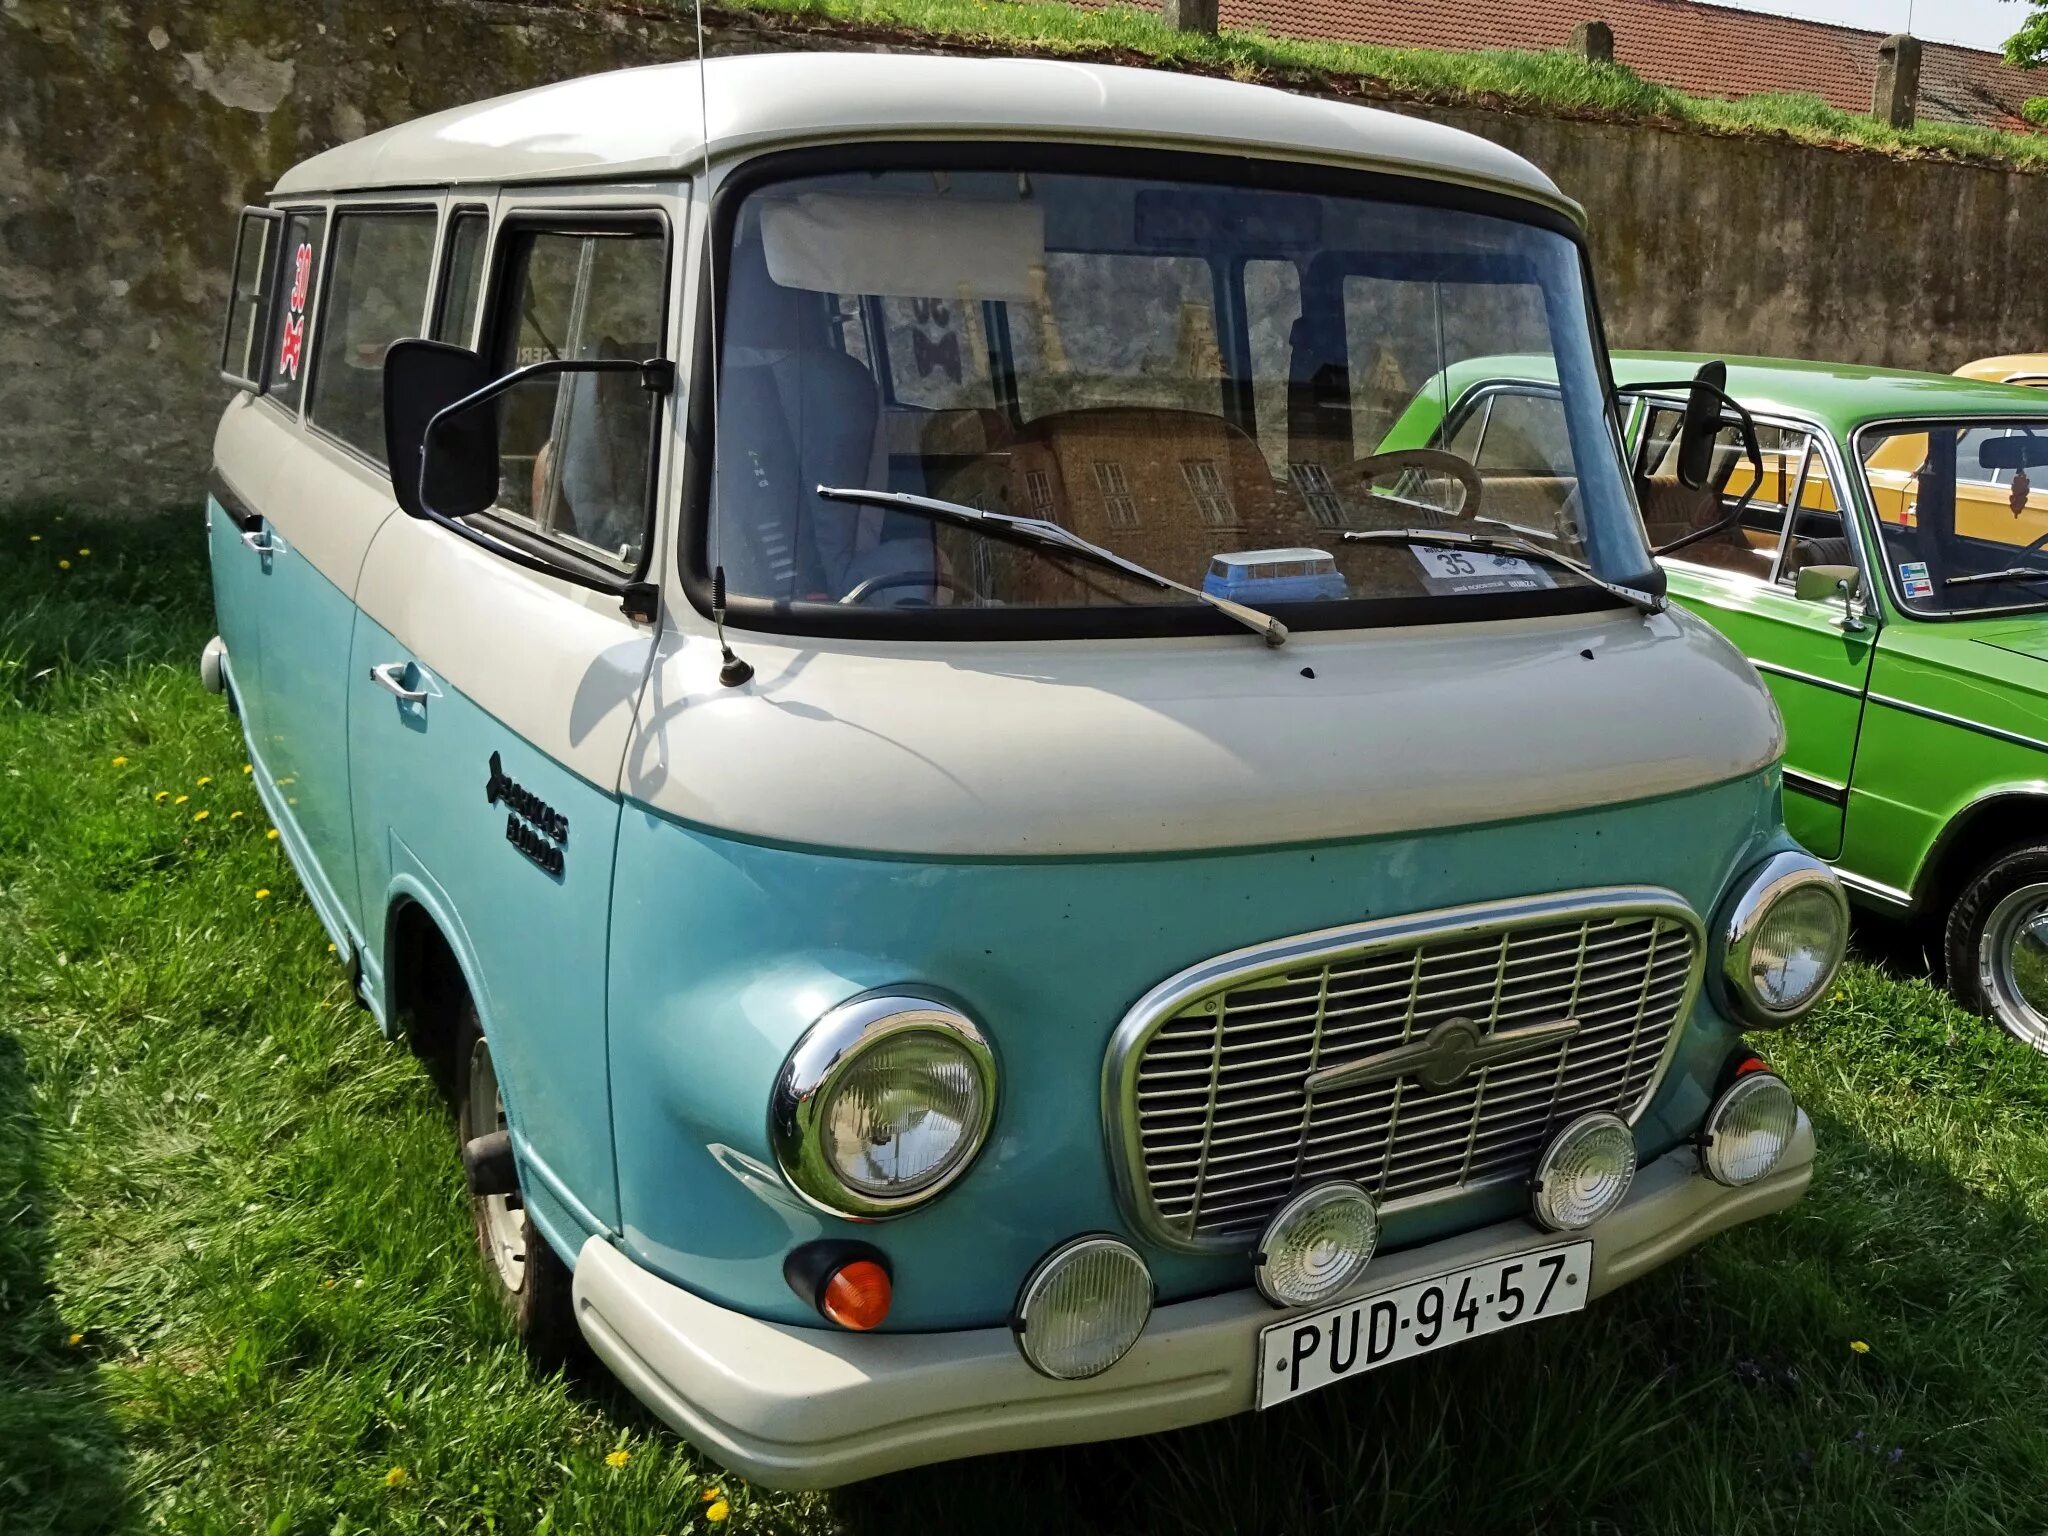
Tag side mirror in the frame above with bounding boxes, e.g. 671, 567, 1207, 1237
383, 338, 499, 520
1676, 359, 1729, 491
1794, 562, 1865, 631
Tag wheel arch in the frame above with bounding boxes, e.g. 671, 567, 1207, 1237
382, 880, 495, 1074
1914, 786, 2048, 920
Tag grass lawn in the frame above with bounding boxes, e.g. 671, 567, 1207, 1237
6, 506, 2048, 1534
713, 0, 2048, 175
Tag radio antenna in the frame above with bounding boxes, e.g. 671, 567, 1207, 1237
695, 0, 752, 688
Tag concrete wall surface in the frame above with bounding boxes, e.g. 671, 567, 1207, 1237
3, 0, 2044, 511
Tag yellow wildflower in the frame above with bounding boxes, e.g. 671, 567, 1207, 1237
153, 791, 169, 804
58, 559, 71, 570
111, 755, 128, 767
605, 1449, 631, 1470
702, 1489, 723, 1504
255, 889, 272, 900
265, 828, 279, 840
78, 548, 90, 557
174, 794, 189, 805
322, 1278, 337, 1289
384, 1466, 408, 1489
1850, 1340, 1871, 1355
66, 1332, 83, 1347
28, 534, 40, 542
192, 810, 210, 823
243, 763, 253, 774
230, 811, 244, 820
196, 775, 212, 786
706, 1499, 730, 1523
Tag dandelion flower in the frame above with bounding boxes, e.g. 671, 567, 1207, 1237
243, 763, 253, 774
702, 1489, 723, 1504
230, 811, 244, 820
78, 548, 90, 557
255, 889, 272, 900
111, 755, 128, 767
706, 1499, 730, 1523
1850, 1340, 1870, 1355
265, 828, 279, 840
196, 775, 212, 786
192, 810, 210, 822
58, 559, 71, 570
605, 1449, 631, 1470
385, 1466, 408, 1488
174, 794, 189, 805
66, 1332, 83, 1347
322, 1278, 337, 1289
154, 791, 169, 804
29, 534, 40, 542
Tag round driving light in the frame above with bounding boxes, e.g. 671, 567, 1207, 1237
1530, 1111, 1638, 1232
1013, 1235, 1153, 1380
1700, 1071, 1797, 1186
1720, 852, 1849, 1026
771, 993, 998, 1219
1253, 1182, 1380, 1308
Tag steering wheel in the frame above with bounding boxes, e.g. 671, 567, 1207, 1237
1341, 448, 1485, 522
837, 570, 984, 607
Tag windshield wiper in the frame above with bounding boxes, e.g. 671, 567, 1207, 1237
1943, 567, 2048, 588
1340, 526, 1664, 615
814, 486, 1289, 647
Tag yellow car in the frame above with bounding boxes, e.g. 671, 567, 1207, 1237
1956, 354, 2048, 388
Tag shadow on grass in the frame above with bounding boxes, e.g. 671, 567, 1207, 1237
0, 1032, 136, 1536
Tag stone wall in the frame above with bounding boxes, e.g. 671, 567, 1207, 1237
3, 0, 2045, 511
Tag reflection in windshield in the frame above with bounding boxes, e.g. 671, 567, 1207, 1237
1860, 421, 2048, 615
706, 164, 1647, 623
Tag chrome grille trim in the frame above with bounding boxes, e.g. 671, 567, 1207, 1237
1102, 887, 1705, 1253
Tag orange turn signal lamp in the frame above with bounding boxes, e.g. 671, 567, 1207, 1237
784, 1240, 893, 1331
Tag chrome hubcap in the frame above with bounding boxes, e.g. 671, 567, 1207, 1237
466, 1037, 528, 1293
1979, 882, 2048, 1053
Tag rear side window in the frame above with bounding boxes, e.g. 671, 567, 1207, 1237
264, 209, 327, 414
433, 208, 490, 345
307, 210, 437, 463
487, 221, 667, 568
220, 208, 280, 390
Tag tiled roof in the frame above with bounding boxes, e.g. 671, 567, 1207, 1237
1183, 0, 2043, 132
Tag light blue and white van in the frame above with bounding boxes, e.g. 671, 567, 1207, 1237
205, 53, 1845, 1487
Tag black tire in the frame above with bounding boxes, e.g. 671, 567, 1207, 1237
1943, 842, 2048, 1055
451, 994, 583, 1366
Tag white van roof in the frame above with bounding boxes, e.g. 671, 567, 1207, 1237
1213, 549, 1336, 566
272, 52, 1574, 218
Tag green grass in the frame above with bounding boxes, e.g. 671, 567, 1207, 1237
709, 0, 2048, 174
6, 505, 2048, 1533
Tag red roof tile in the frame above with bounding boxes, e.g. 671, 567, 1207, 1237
1131, 0, 2043, 132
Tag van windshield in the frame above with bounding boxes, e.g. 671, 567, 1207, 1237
706, 161, 1646, 629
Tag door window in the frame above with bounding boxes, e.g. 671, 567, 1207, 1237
220, 208, 280, 390
264, 209, 327, 414
1638, 409, 1845, 585
307, 210, 438, 464
488, 221, 667, 569
433, 208, 491, 345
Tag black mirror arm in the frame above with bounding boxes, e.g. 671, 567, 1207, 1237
413, 357, 673, 613
1617, 380, 1766, 559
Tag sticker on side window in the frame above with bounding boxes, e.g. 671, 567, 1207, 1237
277, 241, 314, 381
1410, 544, 1556, 596
1898, 560, 1933, 599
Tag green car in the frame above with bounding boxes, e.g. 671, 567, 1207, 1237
1377, 353, 2048, 1051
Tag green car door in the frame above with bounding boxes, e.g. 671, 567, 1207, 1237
1633, 407, 1874, 859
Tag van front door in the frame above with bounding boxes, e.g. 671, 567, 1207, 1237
348, 199, 673, 1257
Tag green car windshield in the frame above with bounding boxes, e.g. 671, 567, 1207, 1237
1858, 419, 2048, 616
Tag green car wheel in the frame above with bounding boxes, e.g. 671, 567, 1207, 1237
1947, 844, 2048, 1056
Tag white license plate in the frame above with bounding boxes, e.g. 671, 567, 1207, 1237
1256, 1241, 1592, 1408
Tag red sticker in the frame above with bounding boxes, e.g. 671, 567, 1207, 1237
277, 241, 313, 380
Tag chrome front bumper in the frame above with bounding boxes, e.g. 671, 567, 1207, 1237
572, 1112, 1814, 1490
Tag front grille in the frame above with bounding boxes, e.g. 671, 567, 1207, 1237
1108, 891, 1703, 1251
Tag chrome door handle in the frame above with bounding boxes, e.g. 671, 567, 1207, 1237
368, 662, 428, 704
238, 529, 276, 554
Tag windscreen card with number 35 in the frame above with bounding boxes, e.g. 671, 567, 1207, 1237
1410, 544, 1557, 596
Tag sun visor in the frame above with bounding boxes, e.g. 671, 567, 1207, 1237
759, 194, 1047, 302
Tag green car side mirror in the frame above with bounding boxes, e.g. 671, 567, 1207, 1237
1793, 563, 1865, 630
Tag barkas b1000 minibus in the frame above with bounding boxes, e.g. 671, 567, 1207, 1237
204, 53, 1845, 1487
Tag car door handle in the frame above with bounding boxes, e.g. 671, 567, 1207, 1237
239, 528, 280, 556
368, 662, 428, 704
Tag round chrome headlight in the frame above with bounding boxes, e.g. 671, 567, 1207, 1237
1253, 1182, 1380, 1308
1530, 1111, 1637, 1232
1718, 851, 1849, 1026
1700, 1070, 1798, 1186
770, 992, 997, 1219
1013, 1235, 1153, 1380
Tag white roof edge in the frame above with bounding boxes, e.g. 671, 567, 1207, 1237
271, 53, 1581, 223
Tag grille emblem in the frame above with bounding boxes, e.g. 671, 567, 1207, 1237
1305, 1014, 1583, 1097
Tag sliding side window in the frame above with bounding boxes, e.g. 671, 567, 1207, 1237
264, 209, 327, 415
307, 209, 437, 465
219, 207, 280, 390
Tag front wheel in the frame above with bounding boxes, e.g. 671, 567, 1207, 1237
452, 998, 581, 1364
1943, 843, 2048, 1055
